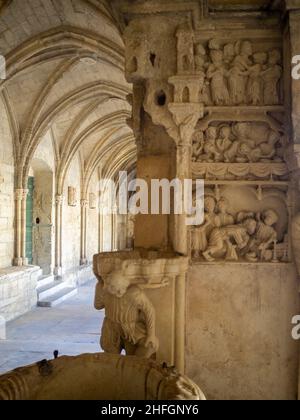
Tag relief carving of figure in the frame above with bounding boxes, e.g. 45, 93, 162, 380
227, 41, 253, 105
216, 126, 234, 161
192, 196, 221, 258
94, 272, 159, 358
206, 49, 230, 106
192, 38, 282, 107
197, 127, 221, 162
203, 218, 257, 262
246, 210, 279, 262
247, 52, 267, 106
217, 197, 235, 227
192, 131, 204, 162
262, 50, 282, 105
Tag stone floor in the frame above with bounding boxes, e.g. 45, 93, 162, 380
0, 280, 103, 374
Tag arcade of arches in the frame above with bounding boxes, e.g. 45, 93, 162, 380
1, 0, 300, 400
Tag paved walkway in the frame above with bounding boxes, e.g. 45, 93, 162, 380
0, 280, 103, 374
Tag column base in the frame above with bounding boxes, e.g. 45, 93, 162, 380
13, 257, 23, 267
80, 258, 88, 266
22, 257, 29, 266
54, 266, 63, 276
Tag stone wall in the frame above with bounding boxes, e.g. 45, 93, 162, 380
0, 266, 42, 322
62, 155, 81, 272
87, 172, 99, 262
0, 96, 14, 269
186, 263, 300, 400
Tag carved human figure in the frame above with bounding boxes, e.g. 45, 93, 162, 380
198, 127, 221, 162
223, 43, 235, 65
206, 49, 230, 106
247, 210, 279, 261
203, 218, 257, 262
192, 196, 220, 258
216, 126, 233, 160
247, 52, 267, 105
94, 272, 158, 358
192, 131, 204, 162
194, 43, 207, 72
217, 197, 235, 226
176, 24, 195, 73
262, 49, 282, 105
228, 41, 253, 105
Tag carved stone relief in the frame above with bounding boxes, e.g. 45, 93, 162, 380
94, 269, 159, 359
192, 122, 284, 164
192, 186, 289, 263
175, 35, 283, 107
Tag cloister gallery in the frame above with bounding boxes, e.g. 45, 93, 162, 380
0, 0, 300, 401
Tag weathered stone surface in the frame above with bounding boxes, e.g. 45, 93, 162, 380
0, 353, 206, 401
187, 263, 299, 400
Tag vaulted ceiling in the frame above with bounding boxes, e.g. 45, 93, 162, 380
0, 0, 136, 192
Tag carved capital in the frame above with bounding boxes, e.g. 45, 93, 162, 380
55, 195, 64, 206
168, 103, 204, 145
80, 199, 88, 208
14, 189, 24, 202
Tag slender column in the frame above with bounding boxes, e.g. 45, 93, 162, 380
174, 272, 186, 373
80, 199, 88, 265
54, 195, 63, 276
98, 204, 104, 253
14, 189, 23, 266
174, 142, 192, 255
21, 189, 28, 265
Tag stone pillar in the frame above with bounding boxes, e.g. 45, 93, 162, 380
21, 189, 28, 265
14, 189, 23, 266
175, 272, 186, 372
54, 195, 63, 276
287, 1, 300, 400
80, 199, 88, 265
98, 206, 103, 253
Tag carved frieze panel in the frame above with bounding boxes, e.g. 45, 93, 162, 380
192, 121, 285, 164
191, 185, 290, 263
175, 32, 283, 107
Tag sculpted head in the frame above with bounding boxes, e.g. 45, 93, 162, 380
263, 210, 279, 227
241, 41, 252, 57
244, 219, 257, 235
220, 126, 231, 139
105, 271, 130, 298
204, 196, 216, 214
269, 49, 281, 65
206, 127, 217, 141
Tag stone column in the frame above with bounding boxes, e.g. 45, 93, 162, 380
14, 189, 23, 266
98, 203, 104, 253
175, 272, 187, 372
287, 1, 300, 400
174, 142, 192, 255
21, 189, 28, 265
80, 199, 88, 265
54, 194, 63, 276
